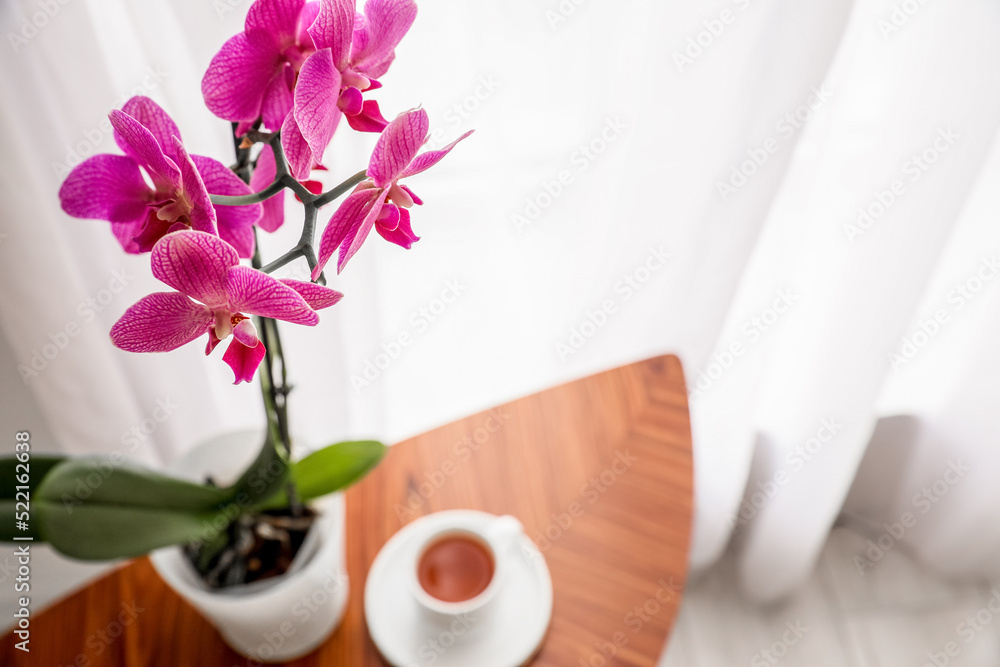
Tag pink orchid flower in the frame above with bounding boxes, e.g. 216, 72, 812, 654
110, 231, 342, 383
312, 108, 471, 277
201, 0, 322, 134
281, 0, 418, 179
59, 96, 261, 258
202, 0, 415, 178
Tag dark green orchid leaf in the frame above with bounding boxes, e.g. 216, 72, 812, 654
35, 457, 233, 512
38, 501, 232, 560
21, 456, 239, 559
0, 455, 66, 498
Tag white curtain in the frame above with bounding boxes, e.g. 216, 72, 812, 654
2, 0, 999, 609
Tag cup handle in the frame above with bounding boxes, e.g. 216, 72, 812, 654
485, 514, 523, 553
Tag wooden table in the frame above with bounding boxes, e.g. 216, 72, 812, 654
2, 355, 693, 666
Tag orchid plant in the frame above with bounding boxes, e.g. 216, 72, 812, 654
0, 0, 469, 583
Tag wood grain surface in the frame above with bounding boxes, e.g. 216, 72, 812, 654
1, 355, 693, 666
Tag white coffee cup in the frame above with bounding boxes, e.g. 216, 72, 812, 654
409, 513, 524, 623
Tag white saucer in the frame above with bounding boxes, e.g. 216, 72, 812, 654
365, 510, 553, 667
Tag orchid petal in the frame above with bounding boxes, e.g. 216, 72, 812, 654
213, 311, 232, 341
246, 0, 306, 46
350, 0, 417, 79
293, 49, 343, 164
302, 180, 325, 195
375, 205, 418, 248
312, 187, 380, 279
280, 279, 344, 310
297, 1, 323, 46
110, 221, 149, 255
337, 86, 363, 115
202, 32, 280, 123
59, 154, 152, 224
399, 130, 473, 179
345, 99, 388, 133
132, 210, 181, 253
222, 337, 267, 384
235, 120, 256, 138
110, 292, 213, 353
172, 138, 217, 237
375, 202, 400, 231
109, 110, 181, 187
387, 182, 412, 208
400, 183, 423, 205
310, 0, 355, 68
117, 96, 182, 165
206, 327, 223, 355
338, 188, 388, 272
251, 145, 285, 232
151, 230, 238, 307
193, 154, 260, 258
224, 265, 319, 325
280, 113, 316, 181
367, 108, 428, 187
233, 318, 260, 347
341, 70, 370, 90
261, 63, 295, 131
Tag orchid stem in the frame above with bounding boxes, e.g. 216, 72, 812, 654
260, 244, 306, 274
299, 205, 318, 262
210, 133, 367, 210
313, 170, 368, 207
210, 134, 363, 287
211, 180, 284, 206
259, 206, 323, 281
226, 120, 299, 518
251, 232, 291, 457
218, 124, 362, 517
281, 174, 315, 201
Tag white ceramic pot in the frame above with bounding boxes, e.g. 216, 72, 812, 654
149, 430, 349, 664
